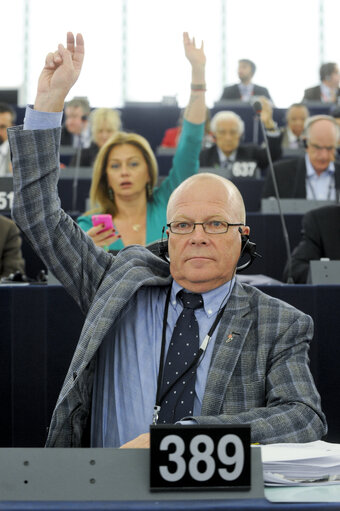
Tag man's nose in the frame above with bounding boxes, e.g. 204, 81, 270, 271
189, 224, 208, 242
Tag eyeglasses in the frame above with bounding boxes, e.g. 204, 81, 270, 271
309, 142, 336, 152
167, 220, 244, 235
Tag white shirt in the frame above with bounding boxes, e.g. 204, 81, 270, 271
305, 154, 336, 200
0, 140, 10, 176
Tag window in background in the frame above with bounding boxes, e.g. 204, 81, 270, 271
224, 0, 321, 107
3, 0, 340, 109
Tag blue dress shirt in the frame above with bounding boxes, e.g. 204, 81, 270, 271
91, 278, 235, 447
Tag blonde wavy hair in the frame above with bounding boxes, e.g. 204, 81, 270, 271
86, 131, 158, 217
90, 108, 121, 143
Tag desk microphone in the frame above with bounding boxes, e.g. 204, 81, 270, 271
253, 101, 294, 283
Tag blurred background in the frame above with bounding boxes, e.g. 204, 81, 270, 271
2, 0, 339, 108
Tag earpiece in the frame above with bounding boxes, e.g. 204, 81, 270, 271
237, 226, 261, 272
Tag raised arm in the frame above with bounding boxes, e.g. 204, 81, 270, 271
34, 32, 84, 113
182, 32, 206, 125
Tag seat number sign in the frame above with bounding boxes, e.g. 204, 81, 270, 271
150, 425, 250, 490
0, 177, 14, 213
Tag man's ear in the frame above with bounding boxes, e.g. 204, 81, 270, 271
239, 226, 250, 236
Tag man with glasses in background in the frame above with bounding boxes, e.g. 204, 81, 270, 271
263, 115, 340, 199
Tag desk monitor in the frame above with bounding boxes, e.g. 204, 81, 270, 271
261, 198, 336, 215
308, 260, 340, 284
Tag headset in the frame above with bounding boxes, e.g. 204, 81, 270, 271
146, 226, 261, 272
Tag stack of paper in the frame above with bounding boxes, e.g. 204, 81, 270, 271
261, 440, 340, 486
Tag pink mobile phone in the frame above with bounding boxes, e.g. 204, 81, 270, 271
92, 214, 114, 234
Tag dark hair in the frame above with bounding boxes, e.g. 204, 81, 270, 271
0, 102, 16, 123
320, 62, 337, 82
239, 59, 256, 76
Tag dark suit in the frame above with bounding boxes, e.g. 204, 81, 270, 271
200, 137, 282, 178
302, 85, 340, 103
60, 126, 74, 146
262, 157, 340, 198
220, 83, 272, 101
284, 205, 340, 283
0, 215, 25, 277
70, 142, 99, 167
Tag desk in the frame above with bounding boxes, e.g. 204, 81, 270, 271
0, 497, 339, 510
1, 284, 339, 448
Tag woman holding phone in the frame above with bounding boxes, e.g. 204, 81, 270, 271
77, 32, 206, 251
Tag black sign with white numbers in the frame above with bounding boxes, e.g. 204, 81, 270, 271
150, 424, 251, 491
0, 177, 14, 213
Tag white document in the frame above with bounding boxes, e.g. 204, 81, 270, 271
261, 440, 340, 486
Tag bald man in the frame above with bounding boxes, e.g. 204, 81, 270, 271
9, 33, 326, 448
263, 115, 340, 198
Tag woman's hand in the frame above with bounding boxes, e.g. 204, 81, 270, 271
87, 223, 121, 249
34, 32, 85, 113
183, 32, 206, 74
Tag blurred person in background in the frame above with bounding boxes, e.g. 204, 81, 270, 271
281, 103, 309, 150
61, 96, 91, 148
70, 107, 121, 167
220, 59, 272, 103
0, 103, 16, 176
77, 32, 207, 251
303, 63, 340, 103
0, 215, 25, 278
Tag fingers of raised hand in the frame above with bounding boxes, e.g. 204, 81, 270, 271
45, 51, 62, 70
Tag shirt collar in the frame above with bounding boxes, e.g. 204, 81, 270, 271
305, 153, 335, 177
0, 139, 9, 155
171, 278, 235, 317
217, 146, 236, 163
320, 82, 336, 101
287, 128, 299, 143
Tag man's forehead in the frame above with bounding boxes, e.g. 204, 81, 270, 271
310, 120, 337, 141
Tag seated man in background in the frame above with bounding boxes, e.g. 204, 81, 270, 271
303, 62, 340, 103
263, 115, 340, 198
9, 32, 326, 447
0, 215, 25, 278
61, 96, 91, 148
280, 103, 309, 150
220, 59, 272, 103
0, 102, 16, 176
70, 107, 121, 167
284, 205, 340, 283
200, 100, 281, 178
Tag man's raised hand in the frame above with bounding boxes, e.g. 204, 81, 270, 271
35, 32, 85, 113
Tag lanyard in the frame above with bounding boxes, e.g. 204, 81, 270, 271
307, 173, 335, 200
152, 285, 230, 425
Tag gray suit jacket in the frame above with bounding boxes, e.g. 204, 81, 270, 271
9, 126, 327, 447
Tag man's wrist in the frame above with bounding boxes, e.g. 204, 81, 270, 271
34, 92, 64, 113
